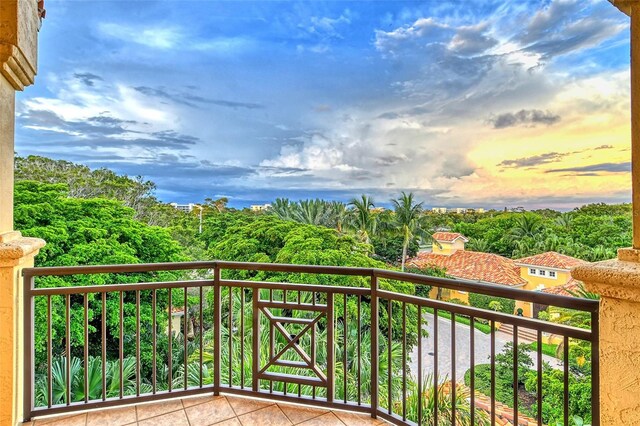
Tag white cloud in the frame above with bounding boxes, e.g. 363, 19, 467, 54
98, 23, 182, 49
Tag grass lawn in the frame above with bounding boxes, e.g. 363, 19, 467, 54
526, 341, 560, 358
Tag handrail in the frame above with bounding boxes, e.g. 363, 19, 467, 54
22, 260, 599, 310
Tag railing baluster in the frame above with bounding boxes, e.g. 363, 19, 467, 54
387, 299, 392, 415
537, 329, 542, 425
168, 288, 172, 393
513, 325, 518, 426
152, 289, 157, 394
417, 305, 422, 425
229, 285, 233, 387
357, 294, 361, 406
327, 291, 335, 403
402, 301, 406, 422
343, 293, 347, 404
66, 293, 71, 405
251, 286, 258, 393
434, 308, 438, 424
240, 286, 245, 389
119, 291, 124, 399
136, 290, 141, 397
179, 287, 185, 390
214, 266, 221, 395
84, 294, 89, 403
370, 273, 378, 418
199, 286, 203, 388
564, 335, 570, 426
47, 295, 52, 408
490, 320, 496, 425
451, 312, 456, 426
312, 293, 316, 400
102, 292, 106, 400
470, 316, 475, 424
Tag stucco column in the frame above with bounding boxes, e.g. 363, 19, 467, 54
0, 234, 44, 426
0, 1, 43, 425
571, 1, 640, 425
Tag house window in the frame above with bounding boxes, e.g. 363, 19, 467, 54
549, 271, 556, 278
529, 268, 536, 275
539, 270, 546, 276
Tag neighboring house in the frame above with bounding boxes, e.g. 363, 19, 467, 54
431, 232, 469, 255
408, 232, 588, 318
515, 252, 587, 317
409, 232, 526, 304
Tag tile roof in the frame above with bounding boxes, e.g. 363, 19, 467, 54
432, 232, 468, 242
515, 251, 587, 270
541, 278, 583, 297
408, 250, 526, 286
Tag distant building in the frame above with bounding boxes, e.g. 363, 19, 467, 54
250, 204, 272, 212
371, 207, 386, 213
170, 203, 199, 213
408, 232, 588, 318
432, 207, 485, 214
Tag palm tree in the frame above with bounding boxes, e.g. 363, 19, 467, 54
294, 199, 331, 226
271, 198, 297, 221
391, 192, 427, 271
510, 213, 543, 239
348, 195, 377, 244
466, 238, 489, 252
328, 201, 349, 234
555, 213, 573, 230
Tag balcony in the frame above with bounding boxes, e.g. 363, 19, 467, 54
21, 261, 599, 425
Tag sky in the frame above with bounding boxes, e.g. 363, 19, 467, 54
15, 0, 633, 209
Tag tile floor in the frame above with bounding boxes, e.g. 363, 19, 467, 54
21, 394, 387, 426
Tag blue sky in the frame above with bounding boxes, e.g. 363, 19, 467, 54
16, 0, 632, 209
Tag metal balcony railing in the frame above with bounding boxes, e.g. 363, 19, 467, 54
22, 261, 599, 425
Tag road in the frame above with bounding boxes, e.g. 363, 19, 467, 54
408, 315, 562, 383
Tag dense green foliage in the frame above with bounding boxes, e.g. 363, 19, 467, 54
444, 205, 630, 261
15, 155, 184, 226
15, 181, 186, 379
16, 156, 611, 424
468, 293, 516, 315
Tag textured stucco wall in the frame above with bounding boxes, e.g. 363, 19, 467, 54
574, 255, 640, 425
0, 76, 15, 234
598, 296, 640, 423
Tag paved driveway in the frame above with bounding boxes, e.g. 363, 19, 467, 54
408, 315, 562, 383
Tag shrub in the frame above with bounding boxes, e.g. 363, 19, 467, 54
468, 293, 515, 314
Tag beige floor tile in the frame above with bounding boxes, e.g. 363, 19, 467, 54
213, 419, 242, 426
182, 394, 218, 408
34, 413, 87, 426
238, 405, 292, 426
277, 403, 329, 424
185, 396, 236, 426
86, 406, 137, 426
138, 409, 189, 426
297, 412, 344, 426
332, 410, 383, 425
135, 399, 183, 421
225, 395, 274, 416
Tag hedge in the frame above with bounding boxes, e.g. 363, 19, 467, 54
468, 293, 516, 314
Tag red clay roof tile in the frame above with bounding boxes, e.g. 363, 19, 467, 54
408, 250, 527, 286
515, 251, 586, 270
